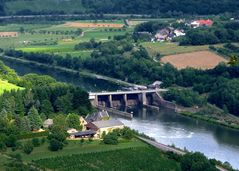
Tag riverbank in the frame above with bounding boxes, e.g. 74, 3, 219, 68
0, 55, 138, 88
176, 105, 239, 130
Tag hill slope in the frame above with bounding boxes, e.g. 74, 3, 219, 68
2, 0, 239, 16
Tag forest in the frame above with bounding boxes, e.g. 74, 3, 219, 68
180, 21, 239, 45
1, 0, 239, 16
0, 60, 92, 154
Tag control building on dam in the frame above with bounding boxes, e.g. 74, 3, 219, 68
89, 89, 172, 108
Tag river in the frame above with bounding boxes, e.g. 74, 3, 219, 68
2, 58, 239, 169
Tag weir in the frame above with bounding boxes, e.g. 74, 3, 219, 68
89, 89, 171, 118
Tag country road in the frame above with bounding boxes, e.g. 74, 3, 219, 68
138, 137, 228, 171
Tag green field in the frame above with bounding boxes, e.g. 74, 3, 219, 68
1, 22, 132, 58
0, 79, 23, 95
7, 139, 146, 162
35, 146, 180, 171
141, 42, 223, 57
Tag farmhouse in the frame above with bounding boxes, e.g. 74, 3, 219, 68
69, 130, 96, 139
0, 32, 18, 38
86, 119, 124, 138
190, 19, 213, 28
43, 119, 53, 128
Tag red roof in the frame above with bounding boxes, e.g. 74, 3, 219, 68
197, 19, 213, 26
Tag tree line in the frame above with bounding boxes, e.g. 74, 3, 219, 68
180, 21, 239, 45
2, 0, 239, 16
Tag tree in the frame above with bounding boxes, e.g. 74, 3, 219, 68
49, 139, 63, 151
53, 114, 67, 129
66, 113, 81, 130
40, 99, 54, 117
48, 125, 68, 151
5, 135, 17, 147
23, 141, 34, 154
122, 127, 134, 140
28, 106, 42, 131
181, 152, 217, 171
103, 132, 118, 145
32, 138, 40, 147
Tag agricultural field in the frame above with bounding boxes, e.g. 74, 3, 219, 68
142, 42, 216, 57
35, 146, 180, 171
0, 79, 24, 95
161, 51, 228, 70
7, 139, 147, 162
127, 18, 175, 26
0, 21, 132, 58
64, 22, 124, 28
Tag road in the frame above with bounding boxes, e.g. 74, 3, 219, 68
138, 137, 228, 171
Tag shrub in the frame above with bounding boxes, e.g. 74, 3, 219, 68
49, 139, 63, 151
103, 132, 118, 145
32, 138, 40, 147
23, 141, 34, 154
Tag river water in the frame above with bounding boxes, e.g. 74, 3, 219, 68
2, 58, 239, 169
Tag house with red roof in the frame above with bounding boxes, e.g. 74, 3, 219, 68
191, 19, 213, 28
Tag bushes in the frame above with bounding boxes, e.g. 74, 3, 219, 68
181, 152, 217, 171
23, 141, 34, 154
18, 131, 49, 140
32, 138, 40, 147
49, 139, 63, 151
163, 88, 206, 107
103, 132, 118, 145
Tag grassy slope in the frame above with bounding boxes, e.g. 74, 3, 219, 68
35, 146, 181, 171
0, 79, 23, 95
7, 139, 147, 162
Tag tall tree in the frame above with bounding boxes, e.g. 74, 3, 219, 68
66, 113, 81, 130
28, 106, 42, 131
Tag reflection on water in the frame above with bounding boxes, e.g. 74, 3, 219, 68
2, 58, 120, 92
115, 107, 239, 169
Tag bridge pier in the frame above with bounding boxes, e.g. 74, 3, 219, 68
123, 94, 127, 106
109, 95, 113, 108
142, 92, 147, 106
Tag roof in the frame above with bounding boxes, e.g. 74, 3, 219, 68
43, 119, 53, 125
90, 119, 124, 129
86, 110, 109, 123
70, 130, 96, 136
192, 19, 213, 26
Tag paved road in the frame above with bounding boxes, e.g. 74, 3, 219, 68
138, 137, 228, 171
138, 137, 185, 155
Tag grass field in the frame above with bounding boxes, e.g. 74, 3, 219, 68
141, 42, 223, 56
7, 139, 147, 162
161, 51, 228, 69
0, 22, 132, 58
35, 146, 181, 171
0, 79, 24, 95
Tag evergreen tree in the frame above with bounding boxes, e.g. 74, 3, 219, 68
40, 99, 54, 117
28, 106, 42, 131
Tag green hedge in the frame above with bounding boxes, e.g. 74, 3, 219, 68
18, 131, 49, 140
